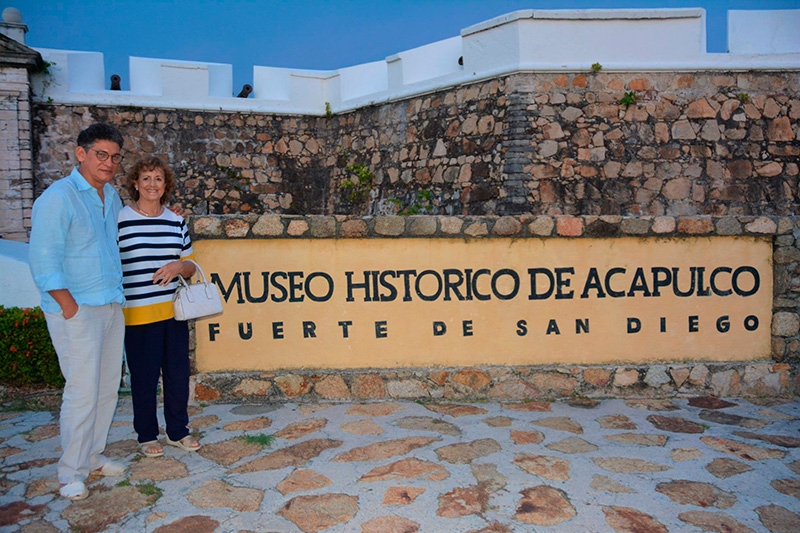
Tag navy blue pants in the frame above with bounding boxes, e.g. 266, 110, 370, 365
124, 318, 190, 444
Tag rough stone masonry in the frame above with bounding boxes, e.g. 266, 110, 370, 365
26, 70, 800, 401
32, 71, 799, 219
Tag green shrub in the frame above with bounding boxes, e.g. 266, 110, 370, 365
619, 91, 637, 106
0, 306, 64, 387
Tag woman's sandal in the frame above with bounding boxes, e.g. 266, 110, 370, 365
139, 440, 164, 457
166, 435, 201, 452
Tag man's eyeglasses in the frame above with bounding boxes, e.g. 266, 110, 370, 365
89, 148, 124, 164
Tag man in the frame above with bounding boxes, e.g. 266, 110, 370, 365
29, 123, 128, 501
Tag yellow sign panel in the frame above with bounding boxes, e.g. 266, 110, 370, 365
193, 237, 772, 372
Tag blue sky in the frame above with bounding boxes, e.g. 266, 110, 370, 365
9, 0, 800, 92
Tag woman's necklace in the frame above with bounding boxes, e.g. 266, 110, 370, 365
135, 202, 163, 217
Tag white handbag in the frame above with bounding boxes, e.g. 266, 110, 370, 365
172, 260, 223, 321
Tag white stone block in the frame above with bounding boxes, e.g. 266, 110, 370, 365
130, 57, 232, 98
338, 60, 387, 102
463, 8, 705, 73
33, 48, 105, 95
388, 36, 462, 87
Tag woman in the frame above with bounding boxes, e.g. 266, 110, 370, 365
118, 156, 200, 457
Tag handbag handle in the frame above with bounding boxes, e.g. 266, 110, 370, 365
175, 260, 218, 302
183, 259, 209, 284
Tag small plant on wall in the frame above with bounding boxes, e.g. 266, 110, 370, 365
340, 163, 374, 204
388, 189, 435, 215
619, 91, 637, 106
32, 60, 57, 100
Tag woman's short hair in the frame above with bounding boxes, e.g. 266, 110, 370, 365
125, 156, 176, 205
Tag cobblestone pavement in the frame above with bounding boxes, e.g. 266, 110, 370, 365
1, 396, 799, 532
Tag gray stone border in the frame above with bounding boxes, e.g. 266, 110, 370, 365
191, 214, 793, 240
191, 362, 796, 403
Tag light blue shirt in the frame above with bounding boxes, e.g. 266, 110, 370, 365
29, 167, 125, 313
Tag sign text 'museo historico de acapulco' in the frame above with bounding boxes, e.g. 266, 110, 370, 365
193, 236, 772, 372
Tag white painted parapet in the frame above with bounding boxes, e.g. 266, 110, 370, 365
386, 36, 463, 89
29, 8, 800, 116
0, 239, 40, 308
252, 66, 332, 115
32, 48, 105, 95
728, 9, 800, 55
462, 9, 706, 73
129, 57, 232, 98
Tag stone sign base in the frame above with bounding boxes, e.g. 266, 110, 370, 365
190, 361, 797, 404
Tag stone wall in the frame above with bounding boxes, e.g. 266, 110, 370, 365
0, 65, 34, 241
32, 71, 800, 220
187, 212, 800, 402
25, 69, 800, 400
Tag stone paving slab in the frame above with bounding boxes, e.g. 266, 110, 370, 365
0, 396, 799, 532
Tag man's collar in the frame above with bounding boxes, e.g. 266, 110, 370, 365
69, 166, 94, 192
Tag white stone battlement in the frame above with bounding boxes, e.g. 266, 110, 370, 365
31, 8, 800, 115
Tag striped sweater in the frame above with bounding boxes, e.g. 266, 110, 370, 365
118, 206, 194, 326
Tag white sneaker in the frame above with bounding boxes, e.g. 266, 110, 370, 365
60, 481, 88, 500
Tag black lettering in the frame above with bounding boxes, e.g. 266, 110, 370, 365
717, 315, 730, 333
272, 321, 284, 339
397, 270, 416, 302
546, 319, 560, 335
689, 315, 699, 333
472, 269, 491, 301
238, 322, 253, 340
672, 267, 696, 297
338, 320, 352, 338
208, 323, 220, 341
270, 271, 289, 302
696, 267, 711, 296
605, 267, 626, 298
627, 317, 641, 333
492, 269, 520, 300
212, 272, 244, 304
464, 269, 474, 300
306, 272, 334, 302
516, 319, 528, 336
733, 266, 759, 297
303, 321, 317, 338
346, 271, 371, 302
710, 267, 732, 296
651, 267, 671, 297
288, 271, 305, 302
243, 272, 268, 302
580, 268, 605, 299
433, 321, 447, 336
378, 270, 398, 302
555, 267, 574, 300
443, 269, 466, 301
371, 270, 380, 301
744, 315, 759, 331
660, 317, 667, 333
375, 320, 388, 338
627, 268, 652, 297
576, 318, 589, 334
463, 320, 473, 336
371, 270, 380, 302
416, 270, 443, 301
528, 268, 555, 300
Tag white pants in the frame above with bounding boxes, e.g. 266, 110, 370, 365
45, 303, 124, 484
